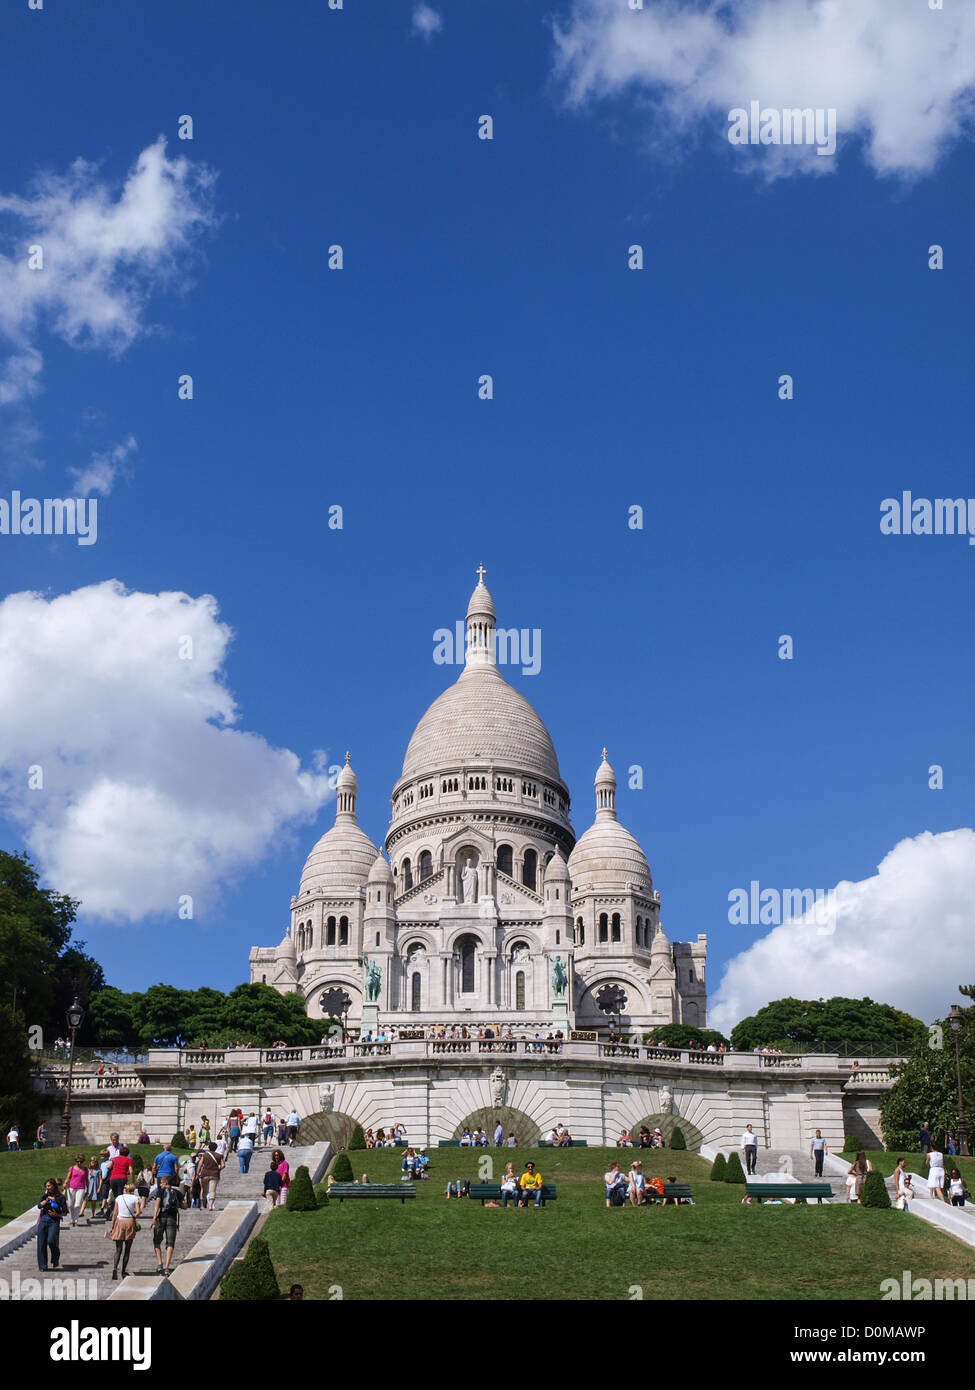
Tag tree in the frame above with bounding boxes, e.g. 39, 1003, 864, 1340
285, 1165, 319, 1211
348, 1125, 366, 1151
0, 850, 81, 1037
709, 1153, 727, 1182
138, 985, 199, 1048
87, 987, 143, 1049
860, 1172, 891, 1209
879, 988, 974, 1149
331, 1152, 354, 1182
725, 1152, 746, 1184
221, 983, 321, 1047
0, 1004, 38, 1135
731, 996, 926, 1053
670, 1126, 687, 1150
646, 1024, 729, 1049
219, 1237, 281, 1301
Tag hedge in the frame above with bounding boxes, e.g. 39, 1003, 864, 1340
220, 1237, 281, 1301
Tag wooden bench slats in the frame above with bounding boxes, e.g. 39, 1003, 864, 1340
328, 1182, 417, 1204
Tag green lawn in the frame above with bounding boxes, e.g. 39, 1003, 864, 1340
260, 1146, 975, 1301
841, 1149, 975, 1182
0, 1143, 155, 1226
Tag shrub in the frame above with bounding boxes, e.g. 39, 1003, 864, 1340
219, 1237, 281, 1301
842, 1135, 859, 1154
285, 1164, 318, 1211
709, 1153, 727, 1182
725, 1151, 746, 1184
348, 1124, 366, 1151
331, 1152, 354, 1183
670, 1126, 687, 1150
170, 1131, 189, 1151
860, 1171, 891, 1209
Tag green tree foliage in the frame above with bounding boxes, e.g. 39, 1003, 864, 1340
171, 1131, 190, 1151
645, 1024, 729, 1048
219, 1237, 281, 1301
709, 1153, 727, 1182
860, 1171, 891, 1209
670, 1126, 687, 1150
87, 987, 143, 1049
725, 1151, 746, 1184
730, 997, 926, 1053
331, 1152, 354, 1182
285, 1164, 319, 1211
880, 989, 974, 1150
0, 1004, 39, 1134
220, 984, 322, 1047
348, 1125, 366, 1151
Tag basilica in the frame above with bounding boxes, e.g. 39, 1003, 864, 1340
250, 574, 707, 1034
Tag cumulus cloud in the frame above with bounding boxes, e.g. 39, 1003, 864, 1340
412, 3, 443, 38
69, 434, 137, 497
552, 0, 975, 177
0, 138, 214, 405
709, 828, 975, 1032
0, 582, 331, 922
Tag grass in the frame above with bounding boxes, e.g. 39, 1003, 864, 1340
839, 1149, 975, 1182
260, 1146, 975, 1301
0, 1143, 155, 1226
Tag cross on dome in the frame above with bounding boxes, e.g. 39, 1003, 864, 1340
476, 564, 487, 583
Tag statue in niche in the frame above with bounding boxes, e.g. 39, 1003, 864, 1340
460, 857, 478, 904
490, 1067, 507, 1108
551, 955, 568, 999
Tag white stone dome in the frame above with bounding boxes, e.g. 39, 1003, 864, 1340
298, 820, 378, 897
367, 852, 394, 885
401, 665, 563, 784
568, 820, 652, 895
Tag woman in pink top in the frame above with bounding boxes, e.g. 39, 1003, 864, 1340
62, 1153, 88, 1227
272, 1148, 290, 1188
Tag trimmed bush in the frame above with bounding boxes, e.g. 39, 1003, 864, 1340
331, 1152, 354, 1183
842, 1136, 859, 1154
220, 1237, 281, 1301
170, 1131, 189, 1151
725, 1151, 746, 1184
285, 1164, 318, 1211
860, 1171, 891, 1209
348, 1124, 366, 1151
670, 1126, 687, 1150
709, 1153, 727, 1182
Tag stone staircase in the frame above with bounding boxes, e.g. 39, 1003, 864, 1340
0, 1143, 321, 1301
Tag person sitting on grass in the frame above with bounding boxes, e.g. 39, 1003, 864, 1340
402, 1147, 418, 1178
604, 1161, 624, 1207
519, 1161, 543, 1207
647, 1175, 665, 1203
627, 1161, 646, 1207
617, 1128, 633, 1148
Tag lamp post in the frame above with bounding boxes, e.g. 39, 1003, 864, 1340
948, 1005, 970, 1157
60, 997, 85, 1148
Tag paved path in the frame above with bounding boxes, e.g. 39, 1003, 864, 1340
0, 1143, 321, 1300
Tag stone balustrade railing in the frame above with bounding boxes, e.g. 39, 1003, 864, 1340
35, 1073, 145, 1092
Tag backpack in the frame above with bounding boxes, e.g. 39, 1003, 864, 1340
611, 1186, 626, 1207
160, 1186, 182, 1217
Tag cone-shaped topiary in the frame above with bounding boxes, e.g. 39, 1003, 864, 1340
860, 1171, 891, 1209
348, 1124, 366, 1151
709, 1153, 727, 1182
285, 1164, 318, 1211
725, 1151, 746, 1184
670, 1126, 687, 1150
331, 1152, 354, 1183
842, 1136, 859, 1154
220, 1237, 281, 1301
170, 1131, 189, 1151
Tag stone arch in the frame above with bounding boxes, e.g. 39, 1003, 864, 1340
628, 1112, 703, 1151
294, 1109, 362, 1150
452, 1106, 539, 1147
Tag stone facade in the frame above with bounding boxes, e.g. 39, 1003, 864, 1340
250, 575, 707, 1033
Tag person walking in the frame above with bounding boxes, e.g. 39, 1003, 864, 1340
263, 1161, 283, 1210
151, 1141, 180, 1188
243, 1112, 260, 1148
228, 1113, 241, 1152
925, 1143, 947, 1202
151, 1175, 183, 1277
107, 1181, 142, 1281
285, 1109, 300, 1146
35, 1122, 47, 1149
196, 1142, 224, 1211
809, 1130, 829, 1178
261, 1109, 275, 1146
741, 1124, 759, 1176
237, 1130, 255, 1175
108, 1145, 134, 1210
36, 1179, 67, 1271
493, 1119, 504, 1146
918, 1120, 932, 1155
6, 1124, 19, 1151
846, 1150, 872, 1203
62, 1153, 88, 1227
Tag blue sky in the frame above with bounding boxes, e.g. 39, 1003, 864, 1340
1, 0, 973, 1030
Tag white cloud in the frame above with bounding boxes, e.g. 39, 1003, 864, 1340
552, 0, 975, 177
0, 138, 214, 405
0, 582, 331, 922
709, 828, 975, 1033
412, 3, 443, 38
69, 434, 138, 497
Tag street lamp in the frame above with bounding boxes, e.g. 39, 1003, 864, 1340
60, 997, 85, 1148
948, 1005, 970, 1157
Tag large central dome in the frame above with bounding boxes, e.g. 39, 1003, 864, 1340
401, 663, 562, 783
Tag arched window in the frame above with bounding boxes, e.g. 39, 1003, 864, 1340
419, 850, 433, 882
577, 917, 584, 947
402, 858, 413, 891
515, 971, 526, 1010
411, 973, 421, 1012
522, 849, 537, 892
339, 916, 349, 947
458, 934, 477, 994
326, 916, 336, 947
599, 913, 608, 943
496, 844, 513, 877
611, 913, 621, 942
635, 915, 642, 946
375, 932, 380, 947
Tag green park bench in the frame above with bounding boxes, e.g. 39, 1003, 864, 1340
328, 1182, 417, 1204
538, 1139, 588, 1146
649, 1183, 693, 1203
745, 1182, 834, 1204
468, 1183, 558, 1206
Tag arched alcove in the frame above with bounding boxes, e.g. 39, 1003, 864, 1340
628, 1112, 703, 1151
452, 1106, 538, 1147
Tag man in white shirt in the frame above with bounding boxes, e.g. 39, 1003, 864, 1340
107, 1133, 121, 1159
6, 1126, 19, 1150
214, 1134, 228, 1159
741, 1124, 759, 1175
493, 1120, 504, 1146
809, 1130, 829, 1177
243, 1112, 259, 1146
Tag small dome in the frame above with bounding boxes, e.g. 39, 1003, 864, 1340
545, 848, 571, 882
367, 852, 394, 885
569, 820, 652, 895
466, 571, 495, 621
336, 751, 357, 791
651, 927, 671, 956
298, 819, 378, 896
277, 929, 296, 958
595, 749, 616, 788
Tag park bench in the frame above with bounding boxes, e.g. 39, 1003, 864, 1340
328, 1182, 417, 1204
439, 1139, 491, 1147
469, 1183, 558, 1206
538, 1139, 587, 1147
745, 1182, 834, 1204
645, 1183, 692, 1203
